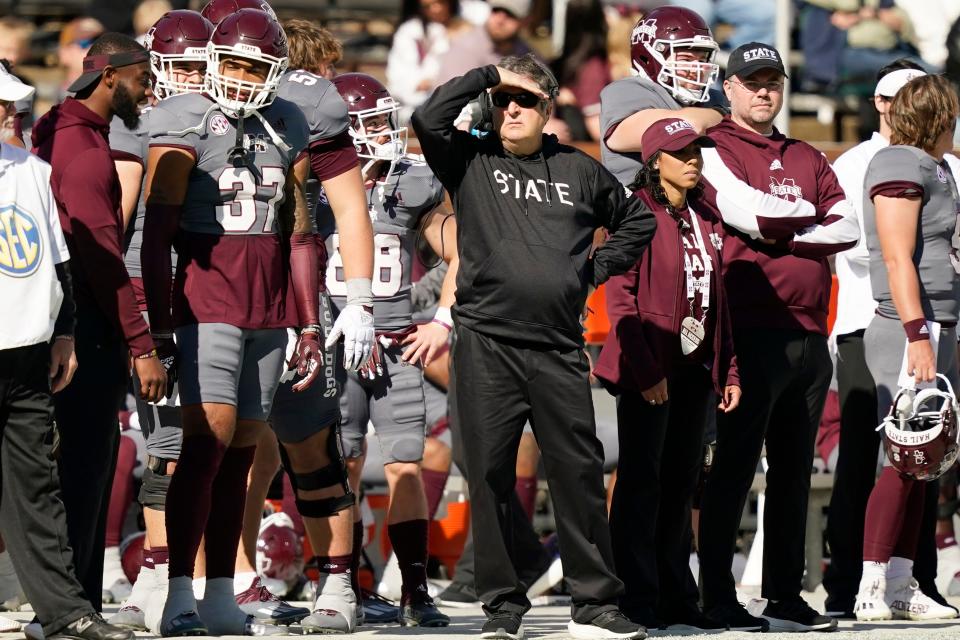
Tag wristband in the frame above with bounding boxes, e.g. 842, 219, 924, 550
301, 324, 322, 335
136, 349, 158, 360
433, 306, 453, 330
151, 332, 174, 340
903, 318, 930, 343
346, 277, 373, 308
54, 335, 75, 343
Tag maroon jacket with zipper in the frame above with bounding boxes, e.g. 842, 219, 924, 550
32, 98, 154, 357
594, 188, 739, 395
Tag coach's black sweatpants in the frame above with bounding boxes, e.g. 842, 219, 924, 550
609, 361, 712, 623
0, 343, 96, 635
699, 329, 831, 608
54, 305, 128, 611
452, 324, 623, 622
822, 331, 880, 613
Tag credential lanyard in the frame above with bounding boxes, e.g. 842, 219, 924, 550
683, 205, 712, 313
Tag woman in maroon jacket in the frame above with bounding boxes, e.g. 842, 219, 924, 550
595, 117, 740, 631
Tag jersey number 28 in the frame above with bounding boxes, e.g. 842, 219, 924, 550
327, 233, 402, 297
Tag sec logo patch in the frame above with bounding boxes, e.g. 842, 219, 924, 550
0, 205, 43, 277
210, 114, 230, 136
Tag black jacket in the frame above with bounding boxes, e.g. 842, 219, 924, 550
411, 65, 657, 349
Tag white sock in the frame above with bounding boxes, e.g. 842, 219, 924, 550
103, 546, 125, 583
198, 577, 249, 635
861, 561, 888, 585
887, 556, 914, 581
192, 576, 206, 600
233, 571, 257, 594
145, 563, 169, 634
123, 565, 155, 609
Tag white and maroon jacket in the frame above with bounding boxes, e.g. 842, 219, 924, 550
700, 117, 858, 336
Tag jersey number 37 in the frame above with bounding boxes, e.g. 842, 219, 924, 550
217, 166, 286, 234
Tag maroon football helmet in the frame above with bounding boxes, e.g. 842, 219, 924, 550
332, 73, 407, 177
146, 11, 214, 99
630, 6, 718, 104
256, 513, 304, 595
119, 531, 146, 584
199, 0, 276, 26
880, 374, 960, 481
206, 8, 288, 115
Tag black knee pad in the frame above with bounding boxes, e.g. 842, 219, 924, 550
278, 425, 355, 518
139, 466, 172, 511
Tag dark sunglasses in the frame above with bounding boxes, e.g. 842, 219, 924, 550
491, 90, 542, 109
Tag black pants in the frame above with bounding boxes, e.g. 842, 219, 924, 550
822, 331, 879, 611
0, 343, 95, 635
609, 362, 712, 622
699, 329, 831, 607
54, 306, 128, 611
451, 325, 622, 621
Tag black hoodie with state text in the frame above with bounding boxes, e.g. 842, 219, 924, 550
411, 65, 657, 349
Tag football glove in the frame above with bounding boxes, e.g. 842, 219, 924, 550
325, 303, 375, 372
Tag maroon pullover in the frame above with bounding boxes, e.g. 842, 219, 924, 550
705, 118, 855, 336
33, 98, 154, 356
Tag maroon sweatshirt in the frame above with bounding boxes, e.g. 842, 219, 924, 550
32, 98, 154, 357
594, 188, 739, 395
705, 118, 852, 336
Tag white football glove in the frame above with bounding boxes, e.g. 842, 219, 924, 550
325, 303, 375, 371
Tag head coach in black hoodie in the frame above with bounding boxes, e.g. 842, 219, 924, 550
411, 54, 656, 640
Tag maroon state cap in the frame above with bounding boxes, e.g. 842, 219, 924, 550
641, 117, 715, 162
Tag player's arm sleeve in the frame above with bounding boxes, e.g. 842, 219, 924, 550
307, 86, 358, 181
700, 145, 818, 239
786, 155, 859, 259
59, 150, 154, 356
410, 65, 496, 188
591, 163, 657, 285
109, 123, 145, 165
865, 146, 925, 201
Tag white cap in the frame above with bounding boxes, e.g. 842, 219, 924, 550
874, 68, 926, 98
0, 65, 34, 102
489, 0, 531, 19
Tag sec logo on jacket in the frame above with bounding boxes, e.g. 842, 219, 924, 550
0, 205, 43, 277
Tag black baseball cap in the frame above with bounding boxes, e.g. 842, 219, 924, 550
68, 48, 149, 94
725, 42, 788, 80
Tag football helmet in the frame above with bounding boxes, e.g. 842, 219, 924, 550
146, 11, 214, 100
332, 72, 408, 179
256, 512, 304, 596
206, 8, 288, 116
630, 6, 719, 105
199, 0, 276, 26
879, 373, 960, 481
119, 531, 146, 584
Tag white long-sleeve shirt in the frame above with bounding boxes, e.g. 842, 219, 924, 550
0, 142, 70, 349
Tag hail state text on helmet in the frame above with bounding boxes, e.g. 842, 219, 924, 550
885, 423, 944, 447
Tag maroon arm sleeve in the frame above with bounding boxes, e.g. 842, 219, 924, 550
870, 180, 925, 200
290, 232, 320, 327
61, 151, 154, 356
142, 203, 181, 335
310, 130, 359, 182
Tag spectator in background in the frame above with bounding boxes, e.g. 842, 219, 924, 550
132, 0, 173, 41
550, 0, 611, 141
387, 0, 475, 121
797, 0, 920, 94
669, 0, 774, 51
0, 17, 35, 67
57, 17, 104, 101
434, 0, 532, 86
894, 0, 960, 70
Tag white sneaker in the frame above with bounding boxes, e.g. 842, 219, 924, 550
886, 576, 958, 620
525, 558, 563, 598
854, 577, 892, 621
936, 543, 960, 596
0, 614, 21, 633
102, 546, 131, 604
0, 551, 26, 611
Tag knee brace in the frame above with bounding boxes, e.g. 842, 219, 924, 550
139, 460, 173, 511
279, 425, 354, 518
